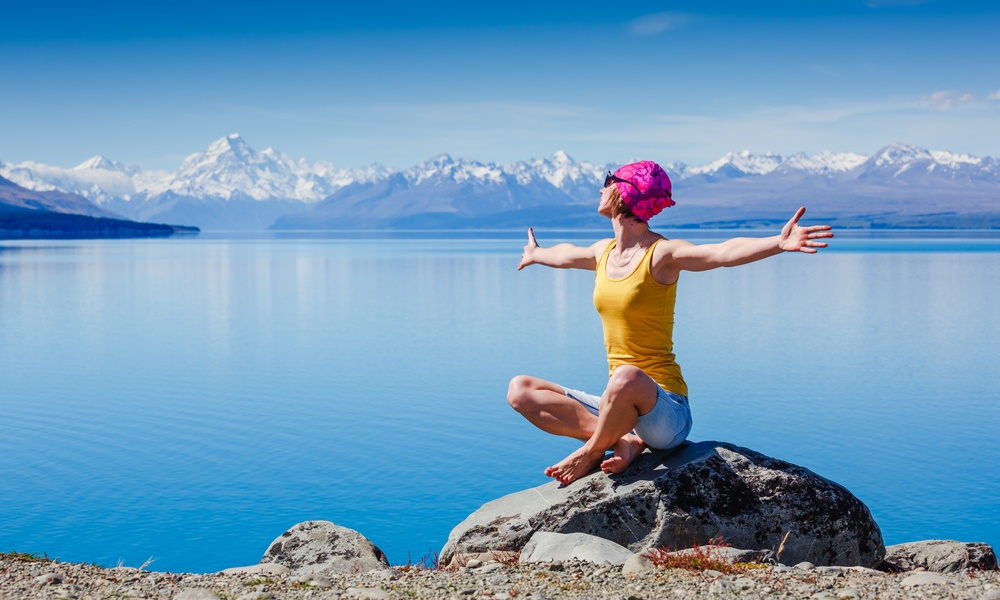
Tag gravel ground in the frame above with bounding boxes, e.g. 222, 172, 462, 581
4, 553, 1000, 600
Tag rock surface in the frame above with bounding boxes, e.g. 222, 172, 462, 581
883, 540, 998, 573
261, 520, 389, 576
442, 441, 885, 567
519, 532, 633, 565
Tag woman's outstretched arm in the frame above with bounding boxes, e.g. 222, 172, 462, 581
518, 228, 609, 271
664, 207, 833, 273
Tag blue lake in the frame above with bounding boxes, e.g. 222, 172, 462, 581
1, 230, 998, 573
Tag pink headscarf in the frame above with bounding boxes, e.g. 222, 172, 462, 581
611, 160, 674, 222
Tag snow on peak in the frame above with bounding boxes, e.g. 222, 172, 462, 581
780, 151, 868, 174
74, 155, 127, 172
929, 150, 982, 167
873, 143, 932, 167
164, 135, 321, 201
505, 152, 608, 190
201, 133, 254, 163
690, 150, 784, 176
550, 150, 573, 166
407, 154, 510, 185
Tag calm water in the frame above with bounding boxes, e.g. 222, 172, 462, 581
1, 230, 998, 572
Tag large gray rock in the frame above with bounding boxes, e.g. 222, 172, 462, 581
883, 540, 998, 572
442, 441, 884, 567
261, 521, 389, 575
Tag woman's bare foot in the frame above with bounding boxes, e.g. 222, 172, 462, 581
544, 446, 605, 485
600, 434, 646, 474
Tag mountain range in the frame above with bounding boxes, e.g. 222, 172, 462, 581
2, 134, 997, 230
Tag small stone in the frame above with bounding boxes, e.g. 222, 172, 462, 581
837, 588, 860, 599
493, 593, 512, 600
305, 576, 334, 588
547, 562, 564, 571
844, 566, 883, 575
376, 568, 399, 580
345, 587, 391, 600
175, 589, 222, 600
708, 578, 733, 595
703, 569, 723, 578
794, 561, 815, 570
732, 576, 755, 590
466, 559, 483, 569
236, 593, 274, 600
32, 573, 62, 586
592, 567, 610, 578
477, 563, 503, 574
622, 553, 655, 577
809, 593, 836, 600
219, 563, 290, 576
900, 572, 954, 587
980, 591, 1000, 600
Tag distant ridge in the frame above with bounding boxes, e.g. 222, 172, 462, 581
0, 175, 199, 239
3, 136, 998, 230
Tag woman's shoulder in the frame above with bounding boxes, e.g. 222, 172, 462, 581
648, 236, 693, 284
650, 235, 686, 257
590, 238, 615, 257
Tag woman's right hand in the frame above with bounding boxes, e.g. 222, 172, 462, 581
518, 228, 539, 270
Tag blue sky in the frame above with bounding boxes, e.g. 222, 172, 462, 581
2, 0, 998, 170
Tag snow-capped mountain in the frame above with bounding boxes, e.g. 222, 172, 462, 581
853, 142, 1000, 184
2, 136, 997, 229
147, 133, 366, 202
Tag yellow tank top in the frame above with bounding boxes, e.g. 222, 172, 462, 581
593, 239, 688, 397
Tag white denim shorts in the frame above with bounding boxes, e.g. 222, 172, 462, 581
561, 384, 693, 450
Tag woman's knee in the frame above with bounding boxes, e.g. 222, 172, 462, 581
606, 365, 647, 395
507, 375, 539, 411
604, 366, 657, 409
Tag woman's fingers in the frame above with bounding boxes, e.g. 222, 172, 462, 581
788, 206, 806, 226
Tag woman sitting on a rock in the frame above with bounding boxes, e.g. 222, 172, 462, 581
509, 160, 833, 485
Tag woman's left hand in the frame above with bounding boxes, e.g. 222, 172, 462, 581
778, 207, 834, 253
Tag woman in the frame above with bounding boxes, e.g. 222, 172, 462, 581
509, 160, 833, 486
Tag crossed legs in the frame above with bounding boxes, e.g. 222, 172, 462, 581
506, 365, 660, 485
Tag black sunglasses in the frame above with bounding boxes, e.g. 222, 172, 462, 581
604, 171, 671, 199
605, 172, 645, 200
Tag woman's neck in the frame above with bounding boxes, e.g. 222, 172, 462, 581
612, 216, 650, 247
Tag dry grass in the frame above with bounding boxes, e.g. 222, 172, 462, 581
644, 537, 769, 574
2, 552, 52, 563
396, 549, 442, 572
490, 549, 521, 566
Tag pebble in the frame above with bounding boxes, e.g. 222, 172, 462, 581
708, 578, 733, 594
32, 573, 62, 586
346, 587, 391, 599
3, 552, 1000, 600
900, 572, 954, 586
175, 589, 222, 600
478, 563, 504, 574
